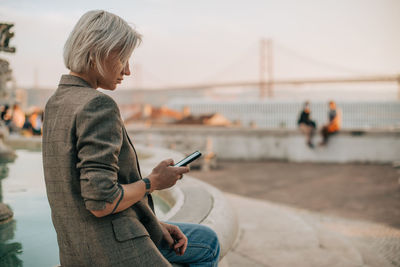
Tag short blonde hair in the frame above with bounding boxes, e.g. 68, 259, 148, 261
64, 10, 141, 76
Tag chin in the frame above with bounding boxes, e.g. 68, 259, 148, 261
101, 84, 117, 91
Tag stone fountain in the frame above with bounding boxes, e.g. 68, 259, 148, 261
0, 23, 17, 226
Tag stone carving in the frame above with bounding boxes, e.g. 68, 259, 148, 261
0, 59, 15, 103
0, 24, 16, 53
0, 23, 16, 104
0, 23, 16, 228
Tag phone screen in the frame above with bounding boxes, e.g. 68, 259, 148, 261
174, 151, 202, 167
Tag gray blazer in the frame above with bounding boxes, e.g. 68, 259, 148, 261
42, 75, 171, 267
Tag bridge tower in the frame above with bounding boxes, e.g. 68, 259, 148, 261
259, 38, 273, 99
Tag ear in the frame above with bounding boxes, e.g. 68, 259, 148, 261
90, 58, 96, 69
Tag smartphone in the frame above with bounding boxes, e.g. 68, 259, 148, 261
174, 151, 202, 167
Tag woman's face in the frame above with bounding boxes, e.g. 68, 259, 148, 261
97, 51, 131, 90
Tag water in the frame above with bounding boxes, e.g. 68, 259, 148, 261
0, 150, 170, 267
0, 150, 58, 267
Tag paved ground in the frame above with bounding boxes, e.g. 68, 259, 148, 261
222, 193, 399, 267
190, 161, 400, 228
189, 161, 400, 267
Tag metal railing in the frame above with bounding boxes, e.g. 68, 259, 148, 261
169, 101, 400, 129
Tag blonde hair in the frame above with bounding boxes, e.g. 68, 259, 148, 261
63, 10, 141, 76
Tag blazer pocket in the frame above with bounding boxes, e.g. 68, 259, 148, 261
112, 216, 150, 242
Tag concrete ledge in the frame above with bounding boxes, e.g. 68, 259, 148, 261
4, 135, 42, 151
127, 126, 400, 163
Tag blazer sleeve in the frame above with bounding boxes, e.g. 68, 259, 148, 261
75, 94, 123, 211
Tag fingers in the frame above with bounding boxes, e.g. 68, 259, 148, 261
165, 233, 175, 248
168, 166, 189, 180
177, 166, 190, 174
169, 225, 188, 255
161, 225, 175, 248
160, 159, 189, 173
162, 158, 174, 166
151, 160, 190, 190
171, 166, 190, 174
174, 238, 187, 255
177, 167, 189, 180
172, 234, 187, 255
162, 223, 186, 255
180, 238, 188, 255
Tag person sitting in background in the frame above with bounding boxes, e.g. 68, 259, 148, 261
0, 105, 8, 121
320, 100, 341, 146
8, 104, 25, 133
29, 108, 42, 135
1, 105, 12, 128
297, 101, 316, 148
21, 114, 33, 136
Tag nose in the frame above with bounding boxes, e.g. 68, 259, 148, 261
123, 62, 131, 76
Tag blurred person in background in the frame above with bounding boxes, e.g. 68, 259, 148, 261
6, 103, 25, 133
297, 101, 316, 148
42, 10, 220, 267
320, 100, 341, 146
21, 113, 33, 136
29, 107, 42, 135
0, 104, 8, 121
2, 105, 13, 130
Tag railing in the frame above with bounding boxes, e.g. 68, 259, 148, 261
169, 101, 400, 129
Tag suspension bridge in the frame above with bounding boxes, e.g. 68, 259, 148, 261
133, 39, 400, 100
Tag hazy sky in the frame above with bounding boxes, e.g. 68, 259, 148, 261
1, 0, 400, 89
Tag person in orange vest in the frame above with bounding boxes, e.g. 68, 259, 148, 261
320, 101, 341, 146
28, 108, 43, 135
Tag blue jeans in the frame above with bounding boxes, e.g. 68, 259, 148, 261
157, 222, 220, 267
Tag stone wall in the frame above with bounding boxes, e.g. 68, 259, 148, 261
127, 126, 400, 163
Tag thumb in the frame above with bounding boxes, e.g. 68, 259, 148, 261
163, 158, 174, 166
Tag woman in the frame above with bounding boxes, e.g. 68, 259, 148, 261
42, 10, 220, 267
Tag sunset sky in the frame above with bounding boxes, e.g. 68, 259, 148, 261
1, 0, 399, 89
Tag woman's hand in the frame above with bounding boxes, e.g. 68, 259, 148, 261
160, 222, 188, 256
148, 159, 189, 192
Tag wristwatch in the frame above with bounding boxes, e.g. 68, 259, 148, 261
142, 178, 151, 195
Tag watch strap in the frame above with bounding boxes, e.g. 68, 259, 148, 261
142, 178, 151, 195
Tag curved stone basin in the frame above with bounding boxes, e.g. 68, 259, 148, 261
2, 137, 239, 266
0, 150, 171, 266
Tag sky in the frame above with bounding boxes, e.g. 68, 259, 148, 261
1, 0, 400, 89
